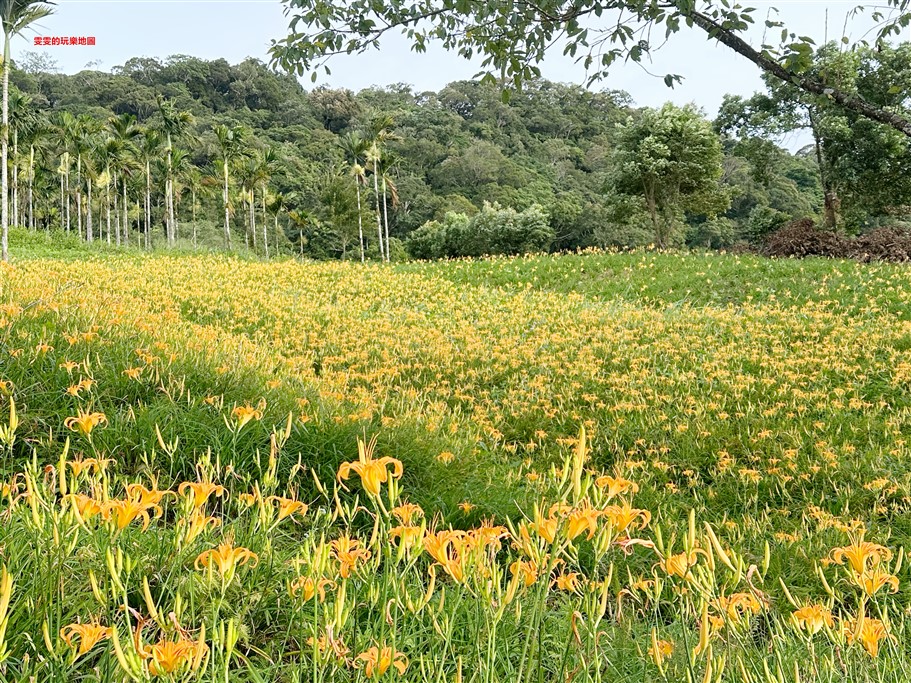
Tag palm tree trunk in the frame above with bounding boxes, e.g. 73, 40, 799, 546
192, 187, 197, 249
28, 145, 34, 231
113, 171, 120, 246
122, 181, 129, 246
166, 134, 174, 246
106, 172, 112, 245
1, 33, 10, 261
382, 175, 390, 262
372, 159, 383, 260
250, 190, 256, 251
86, 177, 93, 243
145, 160, 151, 250
76, 155, 82, 239
355, 180, 365, 263
262, 181, 268, 259
59, 171, 64, 232
273, 212, 279, 256
223, 160, 231, 249
12, 128, 18, 231
65, 168, 70, 233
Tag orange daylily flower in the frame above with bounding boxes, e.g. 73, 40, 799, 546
792, 604, 834, 635
178, 481, 226, 510
660, 550, 706, 579
843, 614, 892, 657
603, 502, 651, 535
510, 559, 540, 587
61, 621, 113, 659
595, 475, 639, 500
102, 498, 162, 531
133, 621, 208, 677
830, 537, 892, 575
716, 592, 762, 625
71, 494, 104, 521
554, 571, 583, 592
356, 645, 408, 678
532, 509, 560, 544
67, 457, 111, 477
64, 410, 107, 437
230, 404, 262, 429
177, 509, 221, 545
337, 435, 403, 497
330, 535, 371, 578
391, 502, 423, 525
566, 503, 601, 541
267, 495, 308, 521
467, 520, 508, 552
855, 567, 899, 597
290, 576, 336, 602
390, 525, 424, 552
648, 638, 674, 667
424, 530, 468, 582
195, 541, 258, 580
125, 484, 173, 509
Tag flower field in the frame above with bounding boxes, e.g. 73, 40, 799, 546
3, 236, 911, 681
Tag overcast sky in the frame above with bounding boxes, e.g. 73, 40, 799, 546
18, 0, 900, 143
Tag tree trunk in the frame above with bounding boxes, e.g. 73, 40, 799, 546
1, 33, 10, 261
373, 159, 383, 259
12, 128, 17, 231
262, 181, 268, 259
59, 171, 65, 233
65, 168, 71, 233
86, 178, 93, 243
192, 187, 197, 249
29, 145, 34, 231
274, 212, 279, 257
223, 160, 231, 248
382, 175, 390, 262
250, 190, 256, 251
644, 180, 663, 248
809, 113, 838, 230
106, 171, 112, 245
76, 155, 82, 239
123, 181, 129, 246
355, 180, 365, 263
114, 171, 120, 246
166, 134, 174, 246
145, 160, 152, 250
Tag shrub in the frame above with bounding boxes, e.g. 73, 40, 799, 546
746, 206, 791, 241
406, 203, 554, 259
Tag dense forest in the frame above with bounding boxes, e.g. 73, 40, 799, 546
4, 42, 909, 260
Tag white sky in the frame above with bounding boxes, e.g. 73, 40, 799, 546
15, 0, 903, 142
